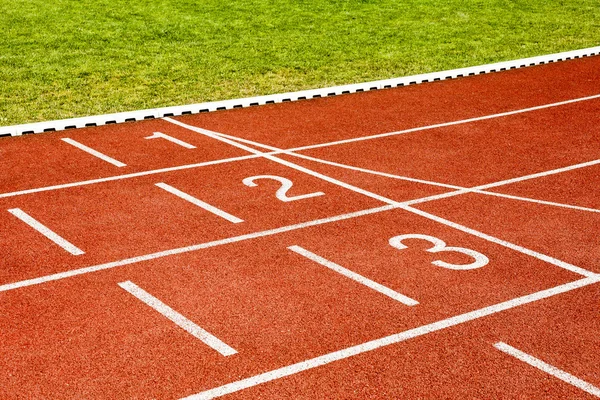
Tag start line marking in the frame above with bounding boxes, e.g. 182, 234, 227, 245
8, 208, 85, 256
288, 245, 419, 306
119, 281, 237, 356
61, 138, 127, 168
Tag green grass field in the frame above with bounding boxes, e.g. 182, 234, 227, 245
1, 0, 599, 126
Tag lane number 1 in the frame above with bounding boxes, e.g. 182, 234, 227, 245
389, 234, 489, 270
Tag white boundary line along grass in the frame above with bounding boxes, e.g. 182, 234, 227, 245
1, 91, 599, 201
2, 46, 599, 137
288, 245, 419, 306
168, 121, 596, 278
181, 275, 600, 399
61, 138, 127, 168
494, 341, 600, 397
119, 281, 237, 357
8, 208, 85, 256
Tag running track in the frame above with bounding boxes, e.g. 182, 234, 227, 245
1, 56, 600, 399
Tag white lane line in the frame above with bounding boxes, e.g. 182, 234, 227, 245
0, 154, 260, 200
167, 120, 597, 279
182, 275, 600, 399
145, 131, 197, 149
2, 93, 599, 201
282, 93, 600, 154
208, 128, 600, 214
8, 208, 84, 256
119, 281, 236, 357
156, 182, 243, 224
288, 245, 418, 306
61, 138, 126, 167
494, 341, 600, 397
0, 204, 397, 293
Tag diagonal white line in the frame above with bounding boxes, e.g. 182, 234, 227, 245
0, 93, 598, 200
156, 182, 244, 223
145, 131, 197, 149
207, 127, 600, 214
8, 208, 84, 256
181, 275, 600, 399
119, 281, 236, 356
167, 120, 597, 279
494, 341, 600, 397
288, 245, 418, 306
281, 93, 600, 154
61, 138, 126, 167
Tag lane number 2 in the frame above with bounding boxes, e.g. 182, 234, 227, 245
242, 175, 325, 202
389, 234, 489, 270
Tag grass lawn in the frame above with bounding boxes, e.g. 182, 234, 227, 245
1, 0, 599, 126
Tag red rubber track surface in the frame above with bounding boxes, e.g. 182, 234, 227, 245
1, 56, 599, 399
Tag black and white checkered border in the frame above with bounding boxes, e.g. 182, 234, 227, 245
2, 46, 599, 137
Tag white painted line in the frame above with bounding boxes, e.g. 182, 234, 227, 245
289, 245, 418, 306
0, 204, 397, 293
1, 94, 599, 201
8, 208, 84, 256
156, 182, 243, 224
3, 45, 599, 136
168, 120, 598, 279
494, 341, 600, 397
145, 131, 196, 149
0, 154, 260, 200
202, 127, 600, 214
164, 118, 401, 206
181, 275, 600, 399
283, 93, 600, 154
61, 138, 127, 167
281, 152, 600, 214
476, 158, 600, 190
119, 281, 236, 356
401, 205, 598, 278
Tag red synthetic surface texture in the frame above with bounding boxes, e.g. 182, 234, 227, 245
1, 55, 599, 399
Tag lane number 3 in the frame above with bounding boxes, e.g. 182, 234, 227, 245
389, 234, 489, 270
243, 175, 325, 202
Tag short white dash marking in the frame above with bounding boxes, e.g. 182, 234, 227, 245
145, 131, 196, 149
61, 138, 126, 167
156, 182, 244, 224
8, 208, 84, 255
494, 341, 600, 397
288, 245, 418, 306
118, 281, 237, 357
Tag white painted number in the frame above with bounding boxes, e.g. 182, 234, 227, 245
242, 175, 325, 202
389, 234, 489, 270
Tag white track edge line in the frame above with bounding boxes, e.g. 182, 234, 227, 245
494, 342, 600, 397
2, 46, 599, 136
181, 275, 600, 399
